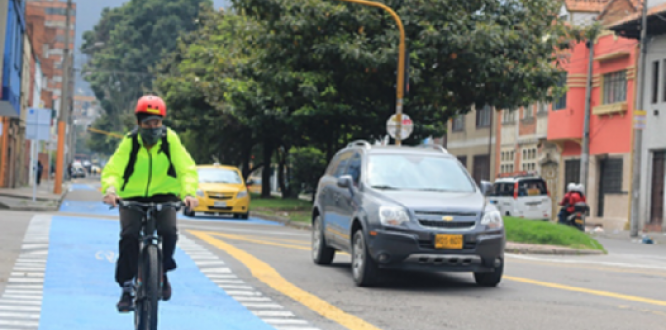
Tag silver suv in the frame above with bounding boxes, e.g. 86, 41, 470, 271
311, 140, 505, 287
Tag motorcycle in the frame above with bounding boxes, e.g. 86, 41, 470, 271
565, 202, 589, 231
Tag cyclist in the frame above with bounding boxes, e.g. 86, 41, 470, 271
101, 95, 199, 312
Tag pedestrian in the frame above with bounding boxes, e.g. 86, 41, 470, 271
36, 161, 43, 186
101, 95, 199, 312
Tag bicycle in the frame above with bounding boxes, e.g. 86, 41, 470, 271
112, 200, 183, 330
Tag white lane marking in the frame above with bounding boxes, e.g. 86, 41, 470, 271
507, 253, 666, 270
253, 310, 295, 317
241, 303, 284, 309
263, 319, 309, 325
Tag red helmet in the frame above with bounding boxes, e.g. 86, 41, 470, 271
135, 95, 166, 117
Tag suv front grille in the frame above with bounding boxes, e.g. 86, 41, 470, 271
418, 220, 476, 229
414, 211, 477, 217
207, 192, 234, 200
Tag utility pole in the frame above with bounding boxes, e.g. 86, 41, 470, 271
630, 0, 649, 237
580, 31, 595, 197
54, 0, 72, 195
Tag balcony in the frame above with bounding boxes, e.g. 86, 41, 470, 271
592, 102, 628, 116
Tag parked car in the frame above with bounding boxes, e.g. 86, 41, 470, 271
185, 163, 250, 219
71, 167, 86, 179
488, 173, 552, 220
311, 140, 505, 287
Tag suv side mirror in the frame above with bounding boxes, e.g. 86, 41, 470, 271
337, 175, 353, 189
480, 181, 493, 196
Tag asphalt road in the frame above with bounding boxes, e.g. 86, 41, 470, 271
1, 178, 665, 330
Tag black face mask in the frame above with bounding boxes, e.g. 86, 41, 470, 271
139, 127, 162, 146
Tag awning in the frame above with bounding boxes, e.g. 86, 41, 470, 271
0, 101, 19, 118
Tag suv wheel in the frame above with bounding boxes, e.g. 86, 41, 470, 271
351, 230, 378, 287
312, 215, 335, 265
474, 259, 504, 287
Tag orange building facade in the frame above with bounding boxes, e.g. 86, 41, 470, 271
547, 32, 639, 230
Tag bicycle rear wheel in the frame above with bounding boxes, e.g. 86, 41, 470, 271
135, 245, 160, 330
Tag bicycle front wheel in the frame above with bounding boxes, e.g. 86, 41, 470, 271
137, 245, 160, 330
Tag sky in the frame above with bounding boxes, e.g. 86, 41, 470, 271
71, 0, 231, 94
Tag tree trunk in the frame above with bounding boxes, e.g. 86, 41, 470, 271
261, 139, 273, 198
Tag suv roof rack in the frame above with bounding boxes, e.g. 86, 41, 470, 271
416, 144, 448, 154
347, 140, 372, 149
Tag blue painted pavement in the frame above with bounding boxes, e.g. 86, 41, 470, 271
59, 200, 282, 226
39, 216, 277, 330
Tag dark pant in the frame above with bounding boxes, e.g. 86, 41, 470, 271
115, 206, 178, 287
558, 207, 569, 224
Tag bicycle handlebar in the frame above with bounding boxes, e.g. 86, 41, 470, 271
108, 200, 184, 212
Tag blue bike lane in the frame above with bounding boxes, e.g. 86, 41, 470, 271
16, 183, 307, 330
38, 215, 277, 330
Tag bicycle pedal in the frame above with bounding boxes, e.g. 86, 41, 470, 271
117, 306, 135, 313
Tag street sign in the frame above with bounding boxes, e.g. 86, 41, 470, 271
634, 110, 646, 130
386, 113, 414, 140
26, 108, 52, 141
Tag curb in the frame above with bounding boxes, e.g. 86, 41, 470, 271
250, 212, 604, 255
250, 211, 311, 230
505, 244, 606, 255
0, 183, 69, 212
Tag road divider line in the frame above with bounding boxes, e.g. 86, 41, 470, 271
509, 258, 666, 277
506, 276, 666, 307
190, 230, 383, 330
208, 232, 310, 250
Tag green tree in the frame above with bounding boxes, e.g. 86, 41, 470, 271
82, 0, 213, 153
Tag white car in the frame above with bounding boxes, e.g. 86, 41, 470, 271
488, 173, 552, 220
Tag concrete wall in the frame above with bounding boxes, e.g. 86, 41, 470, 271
639, 34, 666, 231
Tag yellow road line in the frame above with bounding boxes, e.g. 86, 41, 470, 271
200, 230, 666, 310
212, 232, 350, 255
506, 276, 666, 307
208, 232, 310, 251
190, 230, 382, 330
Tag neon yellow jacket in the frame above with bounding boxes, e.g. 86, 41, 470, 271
101, 127, 198, 199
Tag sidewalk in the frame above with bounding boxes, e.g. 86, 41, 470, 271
590, 228, 666, 245
0, 180, 69, 212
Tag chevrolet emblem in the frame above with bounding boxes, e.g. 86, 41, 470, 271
442, 216, 453, 222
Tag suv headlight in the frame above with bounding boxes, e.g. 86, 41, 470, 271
379, 206, 410, 226
481, 210, 503, 229
196, 189, 204, 197
237, 190, 248, 198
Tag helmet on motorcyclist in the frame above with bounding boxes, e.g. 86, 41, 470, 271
567, 182, 576, 192
576, 183, 584, 193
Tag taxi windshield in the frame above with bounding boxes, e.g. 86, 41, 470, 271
198, 168, 242, 184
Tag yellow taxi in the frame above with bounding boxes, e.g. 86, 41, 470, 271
184, 163, 251, 219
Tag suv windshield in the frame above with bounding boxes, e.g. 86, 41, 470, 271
367, 154, 476, 192
198, 168, 242, 184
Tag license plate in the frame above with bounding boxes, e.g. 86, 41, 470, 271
435, 234, 463, 249
214, 201, 227, 207
575, 218, 583, 224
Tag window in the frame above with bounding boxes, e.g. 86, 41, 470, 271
197, 168, 242, 184
346, 153, 362, 185
517, 179, 548, 197
537, 102, 548, 114
553, 73, 567, 110
602, 71, 627, 104
663, 59, 666, 103
45, 8, 76, 16
521, 147, 537, 172
523, 105, 534, 120
652, 61, 660, 104
476, 105, 491, 128
452, 116, 464, 131
500, 149, 515, 174
55, 35, 66, 42
502, 109, 516, 124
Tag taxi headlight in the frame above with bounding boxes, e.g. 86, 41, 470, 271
237, 190, 248, 198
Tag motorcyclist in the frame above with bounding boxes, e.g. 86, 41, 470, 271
101, 95, 199, 312
558, 183, 576, 223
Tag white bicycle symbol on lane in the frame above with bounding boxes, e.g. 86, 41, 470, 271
95, 250, 117, 263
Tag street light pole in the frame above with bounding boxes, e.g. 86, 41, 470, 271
54, 0, 72, 194
334, 0, 406, 145
630, 0, 649, 237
